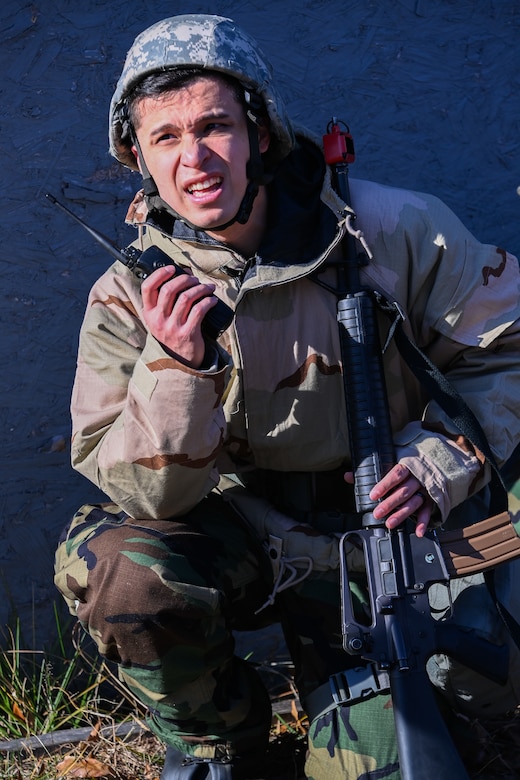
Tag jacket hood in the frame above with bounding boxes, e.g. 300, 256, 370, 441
257, 132, 339, 267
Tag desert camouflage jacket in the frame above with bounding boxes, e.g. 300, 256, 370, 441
70, 133, 520, 549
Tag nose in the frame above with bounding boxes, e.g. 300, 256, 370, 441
179, 134, 210, 167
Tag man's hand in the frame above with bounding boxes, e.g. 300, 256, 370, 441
344, 463, 433, 537
141, 265, 218, 368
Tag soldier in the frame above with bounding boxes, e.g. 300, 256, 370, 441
55, 14, 520, 780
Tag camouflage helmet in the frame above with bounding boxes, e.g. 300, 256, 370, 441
109, 14, 295, 171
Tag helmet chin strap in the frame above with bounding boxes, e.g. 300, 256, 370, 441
131, 91, 267, 234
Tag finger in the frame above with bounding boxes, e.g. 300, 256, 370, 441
182, 292, 218, 336
381, 498, 420, 528
384, 492, 432, 534
369, 463, 413, 500
372, 476, 422, 519
414, 503, 433, 537
168, 282, 217, 326
155, 275, 203, 319
141, 266, 178, 309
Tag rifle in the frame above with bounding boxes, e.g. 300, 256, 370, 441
321, 119, 509, 779
45, 193, 234, 340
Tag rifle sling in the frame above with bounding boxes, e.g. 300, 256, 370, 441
375, 292, 508, 514
375, 294, 520, 647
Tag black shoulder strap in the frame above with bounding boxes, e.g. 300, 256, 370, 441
375, 292, 508, 515
375, 293, 520, 645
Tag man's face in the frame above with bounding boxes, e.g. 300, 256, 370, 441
132, 75, 270, 236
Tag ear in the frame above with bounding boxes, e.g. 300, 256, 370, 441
131, 145, 143, 173
258, 123, 270, 154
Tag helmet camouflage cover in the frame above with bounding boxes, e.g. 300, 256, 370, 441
109, 14, 295, 171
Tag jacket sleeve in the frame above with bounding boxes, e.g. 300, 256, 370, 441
356, 180, 520, 519
70, 264, 232, 519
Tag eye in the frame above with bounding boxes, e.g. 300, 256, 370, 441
203, 120, 230, 134
156, 131, 178, 143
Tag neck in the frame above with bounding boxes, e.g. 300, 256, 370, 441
207, 186, 267, 257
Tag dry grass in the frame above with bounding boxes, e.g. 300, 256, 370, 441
0, 728, 166, 779
2, 700, 520, 779
1, 625, 519, 779
0, 709, 307, 779
465, 711, 520, 779
0, 652, 308, 780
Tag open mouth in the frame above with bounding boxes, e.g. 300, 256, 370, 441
187, 176, 223, 197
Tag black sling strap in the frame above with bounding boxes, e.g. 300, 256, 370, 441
375, 291, 507, 514
374, 292, 520, 648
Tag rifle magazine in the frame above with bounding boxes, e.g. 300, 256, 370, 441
440, 511, 520, 576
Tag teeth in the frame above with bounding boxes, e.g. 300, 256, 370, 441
188, 176, 221, 193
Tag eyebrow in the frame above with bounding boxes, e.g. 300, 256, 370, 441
149, 111, 232, 138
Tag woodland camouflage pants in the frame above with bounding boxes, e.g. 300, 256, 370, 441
54, 490, 520, 779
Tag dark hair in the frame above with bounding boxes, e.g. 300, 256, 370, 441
126, 67, 248, 130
